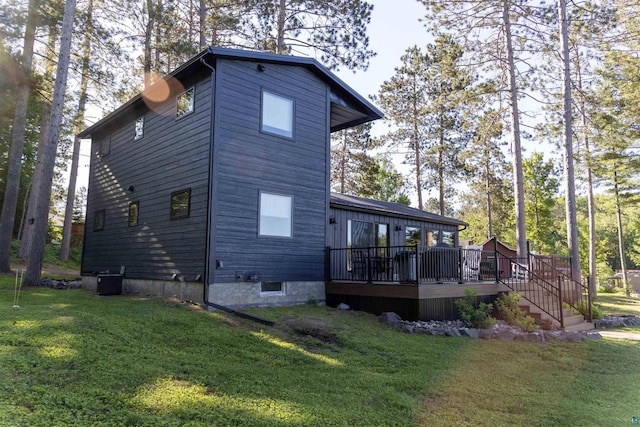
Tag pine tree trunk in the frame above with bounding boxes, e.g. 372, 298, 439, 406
199, 0, 207, 49
24, 0, 76, 286
412, 77, 423, 210
0, 0, 38, 272
19, 102, 50, 259
19, 25, 58, 259
485, 147, 493, 238
61, 0, 93, 262
502, 0, 527, 259
340, 132, 347, 193
276, 0, 286, 53
144, 0, 155, 88
613, 170, 629, 293
558, 0, 582, 281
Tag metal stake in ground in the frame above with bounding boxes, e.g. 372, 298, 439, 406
13, 270, 23, 308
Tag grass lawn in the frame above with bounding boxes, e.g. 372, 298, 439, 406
1, 275, 639, 426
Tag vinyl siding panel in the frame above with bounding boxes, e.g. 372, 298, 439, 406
82, 70, 212, 280
210, 59, 328, 283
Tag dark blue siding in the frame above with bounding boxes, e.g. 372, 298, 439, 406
210, 59, 329, 283
82, 71, 212, 280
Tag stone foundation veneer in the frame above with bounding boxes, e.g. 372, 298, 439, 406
82, 276, 204, 304
82, 276, 325, 308
208, 281, 325, 308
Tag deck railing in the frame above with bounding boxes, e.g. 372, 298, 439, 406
327, 245, 505, 284
326, 245, 592, 328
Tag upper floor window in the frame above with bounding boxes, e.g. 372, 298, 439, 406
128, 201, 139, 227
170, 189, 191, 220
261, 90, 294, 138
134, 117, 144, 140
94, 209, 105, 231
99, 136, 111, 157
259, 192, 292, 237
176, 87, 195, 118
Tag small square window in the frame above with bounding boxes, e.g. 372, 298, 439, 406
261, 281, 284, 294
259, 192, 292, 237
176, 88, 195, 118
261, 90, 294, 138
134, 117, 144, 140
128, 201, 139, 227
170, 189, 191, 220
99, 136, 111, 157
94, 210, 105, 231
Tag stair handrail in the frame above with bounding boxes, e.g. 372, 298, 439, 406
530, 254, 592, 322
495, 249, 564, 328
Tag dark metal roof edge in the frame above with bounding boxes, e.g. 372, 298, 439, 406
330, 193, 467, 227
78, 47, 382, 139
208, 47, 383, 121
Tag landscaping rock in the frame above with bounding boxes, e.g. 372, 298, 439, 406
336, 303, 350, 311
460, 328, 479, 339
40, 278, 82, 290
495, 329, 517, 341
379, 312, 401, 327
594, 315, 640, 329
381, 317, 602, 343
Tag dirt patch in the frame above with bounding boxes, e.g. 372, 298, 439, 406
281, 316, 343, 346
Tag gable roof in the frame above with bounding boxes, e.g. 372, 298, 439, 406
330, 193, 467, 227
78, 47, 383, 139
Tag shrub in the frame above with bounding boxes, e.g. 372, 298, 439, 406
598, 282, 617, 294
572, 300, 603, 320
454, 289, 496, 329
493, 292, 538, 332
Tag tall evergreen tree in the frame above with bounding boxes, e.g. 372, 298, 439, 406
374, 46, 431, 210
523, 152, 560, 255
240, 0, 375, 71
421, 0, 543, 257
0, 0, 39, 272
24, 0, 76, 286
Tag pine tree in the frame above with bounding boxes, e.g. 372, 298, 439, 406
0, 0, 39, 272
240, 0, 375, 71
23, 0, 76, 286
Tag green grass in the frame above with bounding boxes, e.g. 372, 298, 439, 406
1, 276, 639, 426
595, 291, 640, 316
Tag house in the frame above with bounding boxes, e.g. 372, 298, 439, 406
78, 47, 591, 328
78, 47, 383, 308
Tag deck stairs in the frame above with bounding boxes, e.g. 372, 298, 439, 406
498, 251, 594, 332
516, 296, 594, 332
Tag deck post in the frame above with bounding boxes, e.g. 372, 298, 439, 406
366, 246, 372, 284
458, 247, 463, 284
557, 275, 564, 328
414, 244, 419, 285
493, 237, 499, 283
325, 246, 331, 282
586, 275, 593, 322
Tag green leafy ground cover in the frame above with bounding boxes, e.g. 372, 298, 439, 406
1, 276, 639, 426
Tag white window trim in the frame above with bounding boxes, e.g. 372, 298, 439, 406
176, 87, 195, 119
259, 281, 286, 296
258, 192, 293, 238
260, 89, 295, 139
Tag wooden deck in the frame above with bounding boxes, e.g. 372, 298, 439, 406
326, 280, 510, 321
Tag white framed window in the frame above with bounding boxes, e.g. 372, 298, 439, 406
176, 87, 195, 118
134, 117, 144, 140
260, 281, 285, 295
259, 192, 292, 237
261, 90, 294, 138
